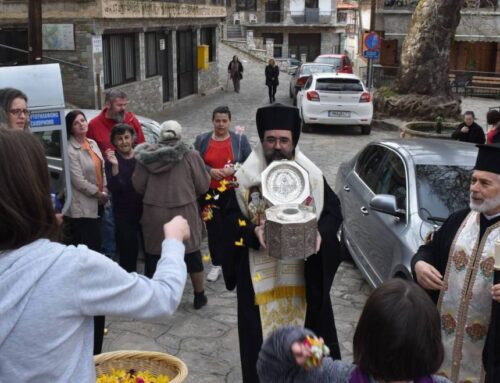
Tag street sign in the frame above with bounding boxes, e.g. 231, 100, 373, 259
363, 50, 380, 59
364, 32, 381, 51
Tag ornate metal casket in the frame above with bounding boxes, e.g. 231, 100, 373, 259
261, 160, 317, 260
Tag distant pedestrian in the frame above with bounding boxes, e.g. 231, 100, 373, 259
194, 106, 252, 284
451, 111, 485, 144
104, 124, 143, 273
486, 109, 500, 144
265, 59, 280, 104
0, 87, 30, 131
133, 121, 210, 309
228, 55, 244, 93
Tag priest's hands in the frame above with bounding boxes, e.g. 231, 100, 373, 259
414, 261, 444, 290
491, 284, 500, 303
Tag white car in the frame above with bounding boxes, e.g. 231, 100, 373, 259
296, 73, 373, 134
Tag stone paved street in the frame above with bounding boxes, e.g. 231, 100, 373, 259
102, 42, 500, 382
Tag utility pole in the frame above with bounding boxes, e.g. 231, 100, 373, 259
28, 0, 43, 64
366, 0, 376, 89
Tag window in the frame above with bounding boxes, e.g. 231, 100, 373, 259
355, 145, 386, 192
200, 27, 216, 62
236, 0, 256, 11
316, 78, 363, 92
103, 33, 136, 88
145, 32, 159, 77
375, 151, 407, 210
416, 164, 472, 222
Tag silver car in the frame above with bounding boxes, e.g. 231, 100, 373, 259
334, 139, 477, 287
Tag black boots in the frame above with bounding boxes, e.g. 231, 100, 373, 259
194, 291, 208, 310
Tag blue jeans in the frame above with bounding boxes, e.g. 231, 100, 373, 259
101, 195, 117, 258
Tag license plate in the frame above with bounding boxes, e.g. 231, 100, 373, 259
329, 111, 350, 117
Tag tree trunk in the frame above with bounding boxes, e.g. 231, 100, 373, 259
396, 0, 465, 96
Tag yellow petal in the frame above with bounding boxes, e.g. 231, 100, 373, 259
202, 254, 211, 262
217, 185, 227, 193
253, 272, 262, 282
205, 194, 212, 200
234, 237, 244, 247
238, 219, 247, 227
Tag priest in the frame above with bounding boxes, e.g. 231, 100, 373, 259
411, 144, 500, 383
220, 104, 343, 382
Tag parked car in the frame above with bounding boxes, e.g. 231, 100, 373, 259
313, 54, 353, 73
289, 63, 336, 105
334, 139, 477, 287
275, 57, 302, 74
296, 73, 373, 134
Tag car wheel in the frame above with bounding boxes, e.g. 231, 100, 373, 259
339, 226, 353, 262
301, 117, 312, 133
361, 124, 372, 135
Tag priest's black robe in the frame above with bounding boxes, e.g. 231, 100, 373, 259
411, 208, 500, 383
219, 178, 343, 383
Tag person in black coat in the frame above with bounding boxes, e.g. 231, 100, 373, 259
228, 55, 244, 93
451, 111, 485, 144
265, 59, 280, 104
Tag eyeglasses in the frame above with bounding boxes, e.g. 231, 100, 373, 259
8, 109, 30, 117
264, 136, 291, 145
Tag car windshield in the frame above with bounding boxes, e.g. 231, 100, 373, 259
314, 57, 341, 67
316, 78, 363, 92
416, 164, 472, 223
300, 65, 335, 75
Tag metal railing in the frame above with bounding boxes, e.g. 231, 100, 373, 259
384, 0, 497, 8
359, 65, 500, 98
259, 10, 333, 24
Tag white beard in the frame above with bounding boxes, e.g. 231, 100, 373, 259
470, 192, 500, 214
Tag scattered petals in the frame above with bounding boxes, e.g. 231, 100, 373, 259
234, 237, 245, 247
205, 194, 212, 201
202, 254, 211, 262
253, 272, 262, 282
238, 219, 247, 227
214, 194, 220, 200
97, 368, 170, 383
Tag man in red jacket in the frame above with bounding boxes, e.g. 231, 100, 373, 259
88, 89, 145, 153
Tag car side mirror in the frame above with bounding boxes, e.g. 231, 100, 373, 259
370, 194, 405, 219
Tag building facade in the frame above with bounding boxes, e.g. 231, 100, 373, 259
0, 0, 226, 115
359, 0, 500, 73
226, 0, 345, 61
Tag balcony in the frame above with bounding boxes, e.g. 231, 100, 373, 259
257, 10, 334, 24
384, 0, 497, 8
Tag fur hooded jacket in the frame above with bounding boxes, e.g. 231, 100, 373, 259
134, 138, 191, 174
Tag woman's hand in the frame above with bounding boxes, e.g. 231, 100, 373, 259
95, 191, 109, 205
105, 149, 118, 166
210, 168, 225, 180
164, 216, 190, 242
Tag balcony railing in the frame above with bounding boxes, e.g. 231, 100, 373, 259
384, 0, 497, 8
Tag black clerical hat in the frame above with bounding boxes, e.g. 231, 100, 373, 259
256, 104, 301, 145
475, 144, 500, 174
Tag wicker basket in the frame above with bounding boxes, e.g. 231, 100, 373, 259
94, 350, 188, 383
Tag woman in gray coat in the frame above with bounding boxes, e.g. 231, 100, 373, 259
133, 120, 210, 309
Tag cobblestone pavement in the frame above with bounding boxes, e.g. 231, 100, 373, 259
102, 42, 499, 382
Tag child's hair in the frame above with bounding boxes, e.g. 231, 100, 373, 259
353, 278, 444, 381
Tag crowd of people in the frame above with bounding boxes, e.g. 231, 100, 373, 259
1, 83, 500, 383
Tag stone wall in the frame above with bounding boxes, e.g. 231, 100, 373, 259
222, 40, 268, 62
111, 76, 163, 115
198, 61, 220, 94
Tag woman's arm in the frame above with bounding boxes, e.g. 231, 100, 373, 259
68, 148, 99, 197
77, 217, 189, 319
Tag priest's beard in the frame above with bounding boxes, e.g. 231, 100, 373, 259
470, 192, 500, 214
264, 146, 294, 164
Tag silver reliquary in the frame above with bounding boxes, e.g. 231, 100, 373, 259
262, 160, 317, 260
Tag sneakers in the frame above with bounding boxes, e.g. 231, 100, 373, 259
206, 265, 222, 282
194, 291, 208, 310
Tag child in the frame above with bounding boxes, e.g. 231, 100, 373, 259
257, 279, 452, 383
